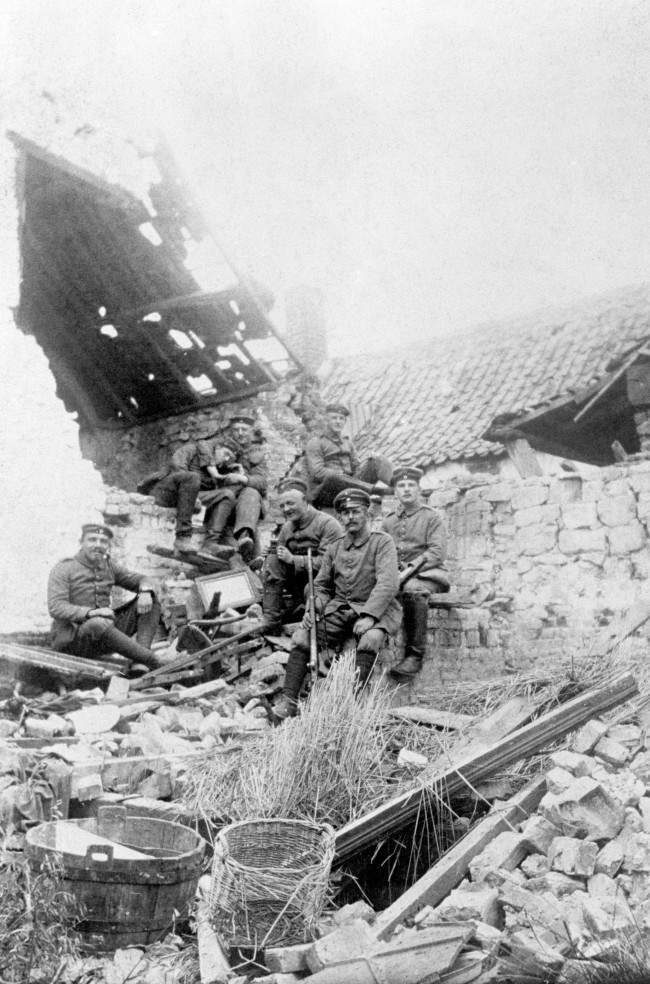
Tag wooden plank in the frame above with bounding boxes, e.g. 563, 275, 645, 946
573, 347, 645, 423
504, 437, 543, 478
373, 776, 546, 940
0, 641, 116, 681
428, 592, 473, 609
388, 707, 475, 731
196, 896, 232, 984
130, 625, 263, 690
334, 670, 637, 863
590, 596, 650, 658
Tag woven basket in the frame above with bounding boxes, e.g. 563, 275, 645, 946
210, 818, 335, 949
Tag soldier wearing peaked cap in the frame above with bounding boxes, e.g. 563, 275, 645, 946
47, 523, 167, 670
275, 486, 401, 718
261, 476, 343, 632
303, 403, 394, 508
382, 466, 449, 679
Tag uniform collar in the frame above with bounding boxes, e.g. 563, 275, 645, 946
291, 505, 317, 529
343, 528, 371, 548
75, 550, 109, 571
396, 502, 424, 518
326, 429, 345, 444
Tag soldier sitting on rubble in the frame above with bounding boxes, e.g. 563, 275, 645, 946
149, 413, 268, 563
382, 466, 449, 679
47, 523, 169, 670
262, 477, 343, 632
304, 402, 393, 508
274, 487, 401, 718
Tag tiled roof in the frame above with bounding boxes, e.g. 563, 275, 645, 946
321, 284, 650, 468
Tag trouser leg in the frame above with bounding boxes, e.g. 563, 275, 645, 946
204, 491, 236, 540
356, 455, 393, 486
233, 487, 262, 537
153, 471, 201, 537
355, 627, 387, 690
262, 552, 286, 628
114, 596, 161, 650
72, 617, 161, 669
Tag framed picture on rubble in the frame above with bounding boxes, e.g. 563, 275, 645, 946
195, 569, 258, 612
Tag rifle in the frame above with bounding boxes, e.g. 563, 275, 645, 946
398, 554, 428, 590
306, 547, 319, 684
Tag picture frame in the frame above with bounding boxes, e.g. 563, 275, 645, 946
194, 569, 258, 612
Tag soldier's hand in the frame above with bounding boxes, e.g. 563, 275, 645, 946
276, 545, 294, 564
353, 616, 376, 637
88, 607, 115, 620
224, 469, 247, 486
136, 591, 153, 614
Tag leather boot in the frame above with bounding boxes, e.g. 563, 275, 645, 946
280, 648, 309, 703
354, 650, 378, 692
98, 624, 162, 670
391, 593, 428, 679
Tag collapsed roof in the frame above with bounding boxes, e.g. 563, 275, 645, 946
321, 284, 650, 468
12, 131, 295, 429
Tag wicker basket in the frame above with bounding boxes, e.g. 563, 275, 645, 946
210, 818, 335, 949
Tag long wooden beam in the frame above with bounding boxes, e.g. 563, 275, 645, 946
373, 775, 547, 940
334, 670, 637, 863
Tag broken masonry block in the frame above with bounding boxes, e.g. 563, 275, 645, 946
549, 837, 598, 878
498, 884, 570, 950
586, 873, 620, 898
549, 750, 596, 778
606, 723, 643, 748
593, 736, 631, 768
539, 777, 625, 840
638, 797, 650, 833
305, 919, 377, 973
620, 871, 650, 906
75, 773, 103, 802
520, 853, 551, 878
469, 831, 532, 883
623, 832, 650, 873
581, 894, 636, 939
589, 764, 645, 808
469, 920, 503, 958
521, 814, 562, 854
629, 749, 650, 785
433, 883, 500, 927
265, 942, 313, 974
546, 767, 576, 795
499, 928, 565, 981
570, 719, 608, 755
526, 871, 585, 897
331, 901, 376, 926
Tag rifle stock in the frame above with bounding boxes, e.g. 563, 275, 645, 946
398, 554, 428, 590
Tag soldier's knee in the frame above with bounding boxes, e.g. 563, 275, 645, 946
181, 470, 201, 490
78, 616, 112, 640
220, 488, 237, 503
290, 627, 310, 652
357, 628, 386, 654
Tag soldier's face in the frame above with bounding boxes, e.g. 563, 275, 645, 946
279, 490, 308, 522
395, 479, 421, 506
80, 531, 111, 564
340, 505, 368, 535
232, 422, 253, 443
326, 412, 346, 434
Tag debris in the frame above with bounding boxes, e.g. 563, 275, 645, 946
196, 894, 231, 984
469, 831, 531, 884
396, 747, 428, 769
388, 706, 475, 730
306, 920, 377, 973
539, 777, 625, 840
434, 882, 500, 925
67, 703, 120, 734
548, 837, 598, 877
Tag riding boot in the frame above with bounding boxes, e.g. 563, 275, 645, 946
354, 649, 378, 692
98, 624, 162, 670
391, 593, 428, 678
204, 499, 234, 543
261, 577, 283, 633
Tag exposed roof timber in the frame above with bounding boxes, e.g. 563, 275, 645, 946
573, 345, 650, 423
8, 130, 149, 221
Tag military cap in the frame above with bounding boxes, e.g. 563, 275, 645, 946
81, 523, 113, 540
392, 466, 424, 485
334, 488, 371, 511
277, 476, 308, 495
325, 402, 350, 417
230, 412, 255, 426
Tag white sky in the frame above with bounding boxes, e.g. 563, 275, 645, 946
6, 0, 650, 356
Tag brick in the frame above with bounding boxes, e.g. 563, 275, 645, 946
623, 832, 650, 873
546, 767, 575, 795
582, 894, 636, 939
265, 944, 312, 973
519, 853, 550, 878
539, 777, 625, 840
630, 750, 650, 784
549, 837, 598, 877
510, 484, 549, 511
515, 526, 557, 556
520, 815, 562, 855
434, 883, 499, 926
481, 483, 512, 502
587, 873, 619, 898
571, 720, 608, 755
558, 528, 607, 555
593, 736, 631, 768
498, 884, 570, 948
470, 832, 531, 883
549, 751, 595, 778
514, 504, 559, 528
589, 765, 645, 808
306, 920, 376, 972
526, 871, 585, 897
597, 493, 636, 527
561, 502, 598, 530
608, 522, 647, 554
331, 901, 376, 926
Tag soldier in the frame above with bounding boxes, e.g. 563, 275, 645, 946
151, 413, 267, 563
199, 414, 268, 563
48, 523, 167, 670
382, 466, 449, 679
262, 477, 343, 632
275, 487, 401, 718
304, 403, 393, 508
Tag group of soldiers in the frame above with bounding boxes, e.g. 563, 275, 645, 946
47, 402, 449, 710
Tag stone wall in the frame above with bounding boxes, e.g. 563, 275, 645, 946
402, 456, 650, 703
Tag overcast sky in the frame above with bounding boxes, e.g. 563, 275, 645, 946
6, 0, 650, 355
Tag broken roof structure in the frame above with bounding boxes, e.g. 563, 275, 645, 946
321, 284, 650, 470
11, 124, 296, 431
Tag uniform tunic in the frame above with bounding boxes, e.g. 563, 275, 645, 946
172, 436, 268, 497
313, 529, 401, 634
382, 503, 448, 592
48, 553, 153, 650
304, 431, 360, 501
277, 506, 343, 573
